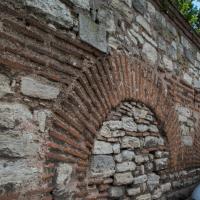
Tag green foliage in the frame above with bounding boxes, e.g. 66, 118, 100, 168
171, 0, 200, 33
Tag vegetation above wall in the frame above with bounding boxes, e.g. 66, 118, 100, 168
171, 0, 200, 33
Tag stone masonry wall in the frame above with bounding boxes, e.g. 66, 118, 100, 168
0, 0, 200, 200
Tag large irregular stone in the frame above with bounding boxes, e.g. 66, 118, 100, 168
144, 136, 163, 148
0, 103, 32, 129
163, 55, 173, 72
149, 125, 159, 133
122, 117, 137, 131
90, 155, 115, 177
68, 0, 90, 9
22, 0, 73, 27
154, 158, 168, 171
99, 124, 112, 138
114, 172, 134, 185
79, 14, 107, 53
137, 124, 149, 132
93, 140, 113, 154
105, 120, 123, 130
135, 155, 149, 164
21, 76, 60, 100
136, 193, 151, 200
132, 0, 146, 14
113, 143, 120, 154
109, 186, 124, 198
34, 109, 51, 132
0, 74, 12, 98
133, 175, 147, 184
152, 187, 162, 199
122, 136, 141, 149
142, 42, 158, 64
98, 8, 116, 33
111, 0, 133, 20
181, 135, 193, 146
183, 73, 192, 85
0, 130, 40, 158
161, 182, 171, 193
176, 105, 191, 118
0, 159, 39, 189
147, 173, 160, 191
54, 163, 75, 199
121, 150, 135, 161
127, 187, 141, 196
116, 161, 136, 172
136, 15, 151, 34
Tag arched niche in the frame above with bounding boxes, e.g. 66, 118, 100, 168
48, 53, 185, 199
85, 101, 169, 199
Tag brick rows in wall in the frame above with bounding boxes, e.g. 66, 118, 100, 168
0, 3, 200, 200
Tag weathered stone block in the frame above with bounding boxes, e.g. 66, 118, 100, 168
79, 14, 107, 53
116, 161, 136, 172
132, 0, 146, 14
93, 140, 113, 154
154, 158, 168, 171
22, 0, 73, 27
133, 175, 147, 184
113, 143, 120, 154
147, 173, 160, 191
121, 150, 135, 161
136, 15, 151, 34
135, 155, 148, 164
122, 117, 137, 131
152, 188, 162, 199
114, 172, 134, 185
68, 0, 90, 9
142, 42, 158, 64
0, 103, 32, 129
181, 135, 193, 146
34, 109, 51, 132
0, 74, 12, 98
149, 125, 159, 133
0, 130, 39, 158
127, 187, 141, 196
144, 136, 163, 148
137, 124, 149, 132
99, 124, 112, 138
122, 136, 141, 149
112, 130, 125, 137
136, 193, 151, 200
161, 182, 171, 193
105, 120, 123, 130
54, 163, 75, 199
0, 159, 39, 190
163, 55, 173, 72
109, 186, 124, 198
90, 155, 115, 177
21, 76, 60, 100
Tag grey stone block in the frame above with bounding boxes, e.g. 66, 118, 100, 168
109, 186, 124, 197
90, 155, 115, 177
0, 74, 12, 98
22, 0, 73, 27
79, 14, 107, 53
0, 103, 32, 129
114, 172, 134, 185
21, 76, 60, 100
93, 140, 113, 154
116, 161, 136, 172
122, 136, 141, 149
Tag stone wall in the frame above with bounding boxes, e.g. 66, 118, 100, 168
0, 0, 200, 200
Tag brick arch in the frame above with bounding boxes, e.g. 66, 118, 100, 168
48, 53, 183, 199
